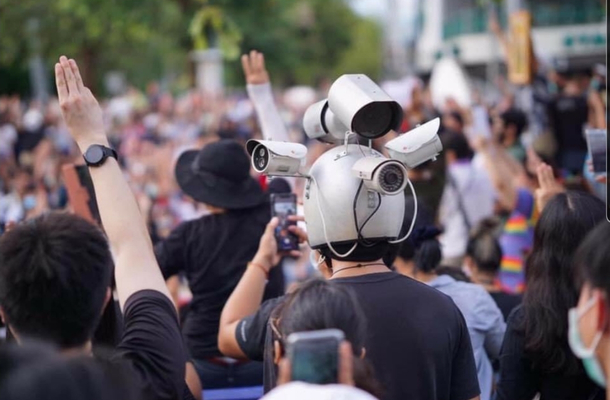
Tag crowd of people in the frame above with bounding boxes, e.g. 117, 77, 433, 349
0, 18, 608, 400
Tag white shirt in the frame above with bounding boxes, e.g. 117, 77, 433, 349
439, 160, 495, 259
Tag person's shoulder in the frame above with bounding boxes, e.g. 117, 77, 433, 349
393, 274, 462, 309
506, 304, 525, 328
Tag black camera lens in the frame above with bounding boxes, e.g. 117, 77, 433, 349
378, 164, 405, 194
253, 145, 269, 172
352, 102, 400, 139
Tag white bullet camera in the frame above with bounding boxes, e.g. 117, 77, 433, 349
385, 118, 443, 169
246, 140, 308, 176
352, 157, 408, 196
303, 74, 403, 143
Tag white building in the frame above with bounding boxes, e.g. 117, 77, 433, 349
415, 0, 606, 76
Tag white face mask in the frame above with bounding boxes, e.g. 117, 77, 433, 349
568, 295, 606, 388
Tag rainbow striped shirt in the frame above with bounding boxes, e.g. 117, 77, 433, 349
499, 189, 538, 293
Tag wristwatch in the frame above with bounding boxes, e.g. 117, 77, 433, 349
83, 145, 118, 167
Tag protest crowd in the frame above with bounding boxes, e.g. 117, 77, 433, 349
0, 11, 608, 400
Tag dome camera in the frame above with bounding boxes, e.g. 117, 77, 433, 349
352, 157, 408, 196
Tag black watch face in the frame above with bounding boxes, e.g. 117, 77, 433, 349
86, 146, 105, 164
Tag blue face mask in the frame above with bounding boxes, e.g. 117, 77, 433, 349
23, 194, 37, 211
568, 296, 606, 388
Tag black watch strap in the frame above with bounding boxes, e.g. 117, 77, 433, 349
83, 145, 118, 167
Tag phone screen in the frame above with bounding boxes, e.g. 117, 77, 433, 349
271, 193, 298, 251
289, 336, 340, 384
586, 129, 607, 174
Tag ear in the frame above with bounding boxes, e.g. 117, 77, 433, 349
0, 306, 5, 324
360, 347, 366, 359
596, 290, 609, 333
273, 340, 282, 366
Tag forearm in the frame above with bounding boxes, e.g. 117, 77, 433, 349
76, 137, 170, 308
220, 258, 269, 327
247, 83, 290, 142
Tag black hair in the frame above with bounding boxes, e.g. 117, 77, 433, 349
448, 111, 464, 128
273, 278, 381, 397
410, 226, 443, 273
0, 344, 140, 400
442, 132, 474, 160
500, 108, 528, 137
466, 219, 503, 275
521, 192, 605, 374
275, 279, 367, 352
319, 241, 390, 265
575, 222, 610, 299
0, 212, 113, 348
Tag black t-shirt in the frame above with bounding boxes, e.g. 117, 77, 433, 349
236, 272, 480, 400
496, 306, 604, 400
110, 290, 194, 400
155, 204, 284, 359
549, 94, 589, 153
490, 291, 522, 322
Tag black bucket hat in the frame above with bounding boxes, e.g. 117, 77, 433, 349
174, 140, 266, 209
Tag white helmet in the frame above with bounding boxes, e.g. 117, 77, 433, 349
303, 144, 405, 259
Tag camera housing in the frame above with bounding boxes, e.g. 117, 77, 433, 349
303, 74, 403, 143
385, 118, 443, 169
352, 157, 408, 195
246, 140, 308, 176
303, 99, 350, 144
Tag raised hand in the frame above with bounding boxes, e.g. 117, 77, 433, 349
55, 56, 107, 148
535, 163, 565, 212
241, 50, 270, 85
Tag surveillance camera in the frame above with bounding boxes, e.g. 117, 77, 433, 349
303, 99, 350, 144
246, 140, 308, 176
352, 157, 408, 196
385, 118, 443, 169
328, 74, 403, 139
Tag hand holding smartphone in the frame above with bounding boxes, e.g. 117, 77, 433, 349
270, 193, 299, 252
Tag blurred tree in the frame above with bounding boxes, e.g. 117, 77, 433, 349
0, 0, 187, 93
0, 0, 382, 94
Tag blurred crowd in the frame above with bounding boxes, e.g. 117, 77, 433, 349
0, 24, 608, 399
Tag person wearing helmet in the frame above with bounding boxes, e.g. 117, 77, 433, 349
218, 143, 480, 400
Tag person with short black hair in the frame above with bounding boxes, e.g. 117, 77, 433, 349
0, 56, 196, 400
407, 227, 505, 400
219, 219, 481, 400
496, 192, 606, 400
465, 219, 522, 321
494, 109, 528, 163
569, 222, 610, 397
0, 343, 141, 400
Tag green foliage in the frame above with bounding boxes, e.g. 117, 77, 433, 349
0, 0, 383, 94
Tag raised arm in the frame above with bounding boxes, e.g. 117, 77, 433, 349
242, 50, 290, 142
55, 56, 171, 309
474, 137, 519, 210
218, 217, 304, 357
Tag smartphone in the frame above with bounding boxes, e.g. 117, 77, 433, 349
62, 164, 101, 225
471, 105, 491, 138
270, 193, 298, 252
287, 329, 344, 385
585, 129, 607, 174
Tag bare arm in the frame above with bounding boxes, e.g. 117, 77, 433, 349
55, 56, 171, 310
218, 217, 304, 357
242, 51, 290, 142
475, 137, 518, 210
